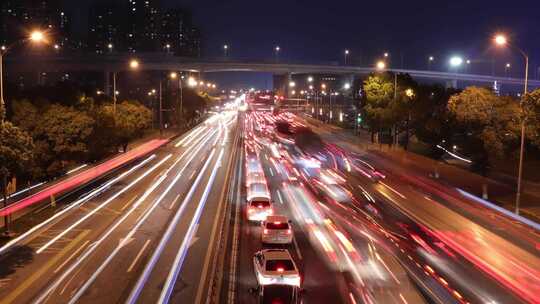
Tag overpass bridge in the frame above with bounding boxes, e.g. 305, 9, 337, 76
5, 53, 540, 89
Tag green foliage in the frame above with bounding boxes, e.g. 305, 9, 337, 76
448, 87, 521, 160
113, 100, 152, 149
523, 89, 540, 148
0, 118, 34, 180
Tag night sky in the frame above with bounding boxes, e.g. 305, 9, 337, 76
69, 0, 540, 88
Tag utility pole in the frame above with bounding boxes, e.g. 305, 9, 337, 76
159, 80, 163, 136
113, 72, 117, 114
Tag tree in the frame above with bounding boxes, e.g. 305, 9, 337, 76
447, 87, 520, 171
33, 105, 95, 176
113, 100, 152, 151
523, 89, 540, 148
0, 105, 34, 232
362, 73, 415, 143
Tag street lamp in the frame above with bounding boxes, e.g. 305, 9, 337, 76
289, 81, 296, 88
428, 56, 434, 70
376, 60, 386, 70
493, 33, 529, 214
129, 59, 140, 69
188, 76, 198, 87
343, 83, 351, 90
1, 30, 46, 110
344, 49, 349, 65
307, 76, 313, 83
449, 56, 463, 67
384, 52, 389, 58
223, 44, 228, 57
107, 43, 113, 52
274, 45, 280, 61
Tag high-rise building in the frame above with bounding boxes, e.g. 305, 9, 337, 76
125, 0, 160, 53
88, 2, 123, 54
160, 9, 201, 57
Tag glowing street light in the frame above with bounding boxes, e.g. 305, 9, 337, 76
343, 83, 351, 90
376, 60, 386, 70
494, 34, 507, 46
466, 59, 471, 64
449, 56, 463, 67
289, 81, 296, 88
321, 83, 327, 90
129, 59, 140, 69
170, 72, 178, 79
307, 76, 313, 83
383, 52, 389, 58
344, 49, 350, 65
223, 44, 229, 57
107, 43, 113, 50
53, 44, 60, 50
188, 77, 198, 87
429, 56, 434, 61
30, 30, 45, 42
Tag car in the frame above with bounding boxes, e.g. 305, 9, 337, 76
253, 249, 301, 287
256, 284, 301, 304
261, 215, 293, 244
247, 184, 273, 221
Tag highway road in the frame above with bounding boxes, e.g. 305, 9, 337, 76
0, 110, 239, 304
0, 105, 538, 304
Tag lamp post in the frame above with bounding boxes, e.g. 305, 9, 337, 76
494, 34, 529, 214
170, 72, 184, 126
449, 56, 463, 87
505, 63, 511, 78
1, 30, 46, 111
344, 49, 349, 65
223, 44, 229, 57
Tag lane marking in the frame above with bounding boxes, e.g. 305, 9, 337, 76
53, 240, 90, 273
63, 131, 219, 304
36, 155, 172, 254
0, 155, 155, 256
121, 195, 139, 211
127, 239, 151, 273
159, 149, 224, 303
195, 128, 238, 304
276, 190, 284, 204
0, 230, 89, 304
168, 194, 181, 210
127, 148, 218, 304
380, 181, 406, 199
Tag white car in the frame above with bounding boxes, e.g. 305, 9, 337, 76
261, 215, 293, 244
253, 249, 301, 287
247, 197, 273, 222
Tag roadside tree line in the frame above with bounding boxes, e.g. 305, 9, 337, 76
360, 73, 540, 172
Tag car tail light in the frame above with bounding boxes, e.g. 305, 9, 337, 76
277, 267, 284, 273
263, 229, 269, 234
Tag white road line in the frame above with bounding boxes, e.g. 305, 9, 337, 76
36, 155, 172, 254
0, 154, 156, 256
127, 239, 151, 273
126, 148, 218, 304
121, 195, 138, 211
33, 155, 172, 304
53, 240, 90, 274
276, 189, 284, 204
227, 149, 243, 304
62, 130, 219, 304
292, 236, 303, 260
158, 149, 224, 304
168, 194, 181, 210
269, 167, 274, 176
379, 181, 406, 199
